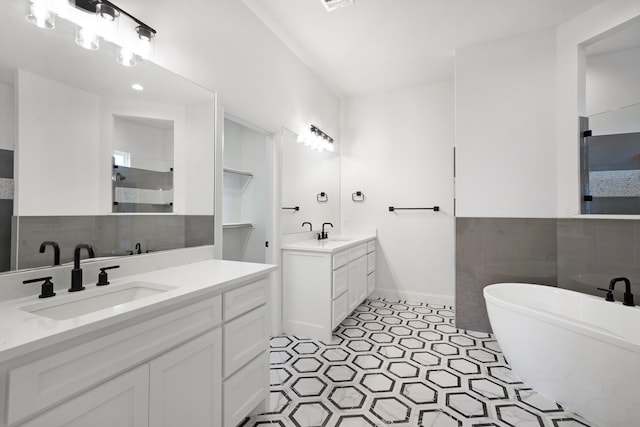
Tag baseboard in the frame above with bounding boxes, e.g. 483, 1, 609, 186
371, 288, 454, 307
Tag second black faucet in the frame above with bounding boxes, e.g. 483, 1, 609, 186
69, 244, 95, 292
319, 222, 333, 240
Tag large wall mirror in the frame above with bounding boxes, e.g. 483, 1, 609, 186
580, 16, 640, 214
281, 128, 340, 235
0, 2, 215, 272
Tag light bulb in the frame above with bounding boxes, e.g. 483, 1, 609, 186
135, 26, 154, 59
136, 37, 152, 59
76, 26, 100, 50
26, 2, 55, 29
96, 3, 119, 22
117, 47, 137, 67
95, 2, 119, 40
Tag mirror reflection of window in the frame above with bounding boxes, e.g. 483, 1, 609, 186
113, 150, 131, 167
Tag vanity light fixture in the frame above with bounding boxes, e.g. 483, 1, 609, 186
321, 0, 355, 12
75, 25, 99, 49
297, 125, 335, 153
25, 0, 156, 65
117, 47, 137, 67
25, 0, 55, 29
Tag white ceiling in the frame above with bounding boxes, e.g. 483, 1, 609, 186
243, 0, 602, 98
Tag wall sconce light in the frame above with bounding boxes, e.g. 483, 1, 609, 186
25, 0, 156, 66
297, 125, 335, 153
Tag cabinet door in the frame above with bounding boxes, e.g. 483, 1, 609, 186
367, 271, 376, 296
149, 328, 222, 427
20, 365, 149, 427
348, 256, 368, 312
356, 256, 368, 302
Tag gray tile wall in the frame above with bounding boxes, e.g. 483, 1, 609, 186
12, 214, 214, 270
185, 215, 215, 248
456, 218, 558, 333
0, 200, 12, 272
457, 217, 640, 333
0, 149, 13, 179
557, 218, 640, 302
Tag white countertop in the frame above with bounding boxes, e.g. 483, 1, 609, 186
281, 233, 376, 253
0, 259, 276, 363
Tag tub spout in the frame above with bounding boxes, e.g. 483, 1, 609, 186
608, 277, 634, 307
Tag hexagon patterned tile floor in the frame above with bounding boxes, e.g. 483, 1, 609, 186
239, 299, 594, 427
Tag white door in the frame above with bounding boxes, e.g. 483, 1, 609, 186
20, 365, 149, 427
149, 328, 222, 427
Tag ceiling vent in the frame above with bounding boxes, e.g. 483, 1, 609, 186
321, 0, 355, 12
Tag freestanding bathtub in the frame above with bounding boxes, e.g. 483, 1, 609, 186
484, 283, 640, 427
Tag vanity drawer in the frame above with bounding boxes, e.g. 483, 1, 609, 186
224, 278, 268, 321
7, 295, 222, 425
223, 352, 268, 427
223, 305, 269, 378
367, 252, 375, 275
367, 240, 376, 253
333, 250, 350, 269
333, 265, 348, 298
349, 244, 367, 262
332, 291, 348, 329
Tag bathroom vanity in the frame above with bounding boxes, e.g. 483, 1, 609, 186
0, 258, 276, 427
282, 233, 376, 342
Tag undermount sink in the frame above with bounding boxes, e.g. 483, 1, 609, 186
20, 281, 176, 320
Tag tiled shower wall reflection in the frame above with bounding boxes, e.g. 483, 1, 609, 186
556, 219, 640, 301
456, 217, 640, 332
11, 215, 214, 270
0, 149, 13, 272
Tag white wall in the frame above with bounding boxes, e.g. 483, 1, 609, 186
455, 29, 557, 218
586, 47, 640, 135
556, 0, 640, 217
340, 81, 455, 305
16, 70, 101, 216
185, 102, 216, 216
280, 128, 340, 235
142, 0, 340, 140
0, 82, 14, 151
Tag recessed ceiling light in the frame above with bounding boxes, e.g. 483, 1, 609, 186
131, 83, 144, 91
322, 0, 355, 12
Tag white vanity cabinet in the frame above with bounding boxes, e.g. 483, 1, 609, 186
367, 240, 376, 296
0, 270, 272, 427
283, 236, 376, 342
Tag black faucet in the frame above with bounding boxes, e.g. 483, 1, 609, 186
39, 241, 60, 266
302, 222, 312, 232
69, 244, 95, 292
598, 277, 635, 306
319, 222, 333, 240
135, 242, 142, 254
